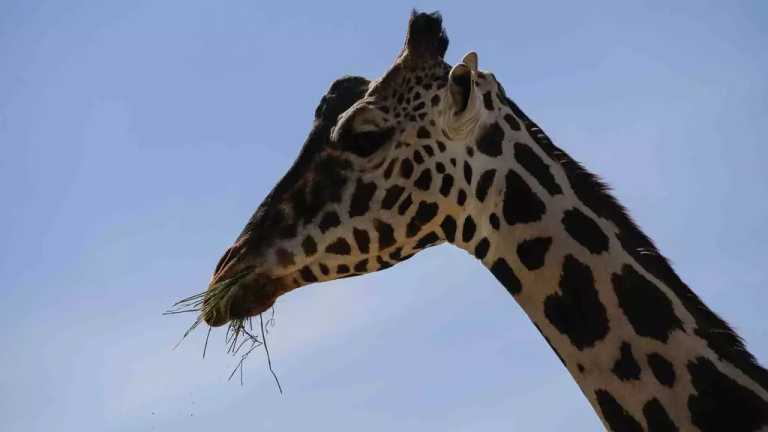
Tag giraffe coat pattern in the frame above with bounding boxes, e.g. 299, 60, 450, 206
192, 11, 768, 431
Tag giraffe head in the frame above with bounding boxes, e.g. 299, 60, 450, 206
203, 11, 505, 327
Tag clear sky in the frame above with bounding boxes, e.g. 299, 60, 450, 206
2, 1, 767, 430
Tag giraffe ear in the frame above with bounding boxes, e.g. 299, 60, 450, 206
461, 51, 478, 72
448, 62, 473, 113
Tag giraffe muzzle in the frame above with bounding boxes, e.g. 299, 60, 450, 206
203, 272, 282, 327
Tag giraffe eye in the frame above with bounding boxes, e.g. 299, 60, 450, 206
338, 127, 395, 158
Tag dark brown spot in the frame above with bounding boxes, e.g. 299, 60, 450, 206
383, 158, 397, 179
400, 159, 414, 179
406, 201, 439, 237
489, 213, 500, 230
397, 193, 413, 215
544, 255, 609, 350
502, 170, 546, 225
516, 237, 552, 271
463, 161, 473, 185
381, 185, 405, 210
475, 169, 496, 202
514, 142, 562, 196
562, 207, 609, 254
300, 266, 318, 283
374, 219, 396, 250
440, 215, 456, 243
595, 389, 643, 432
647, 353, 676, 387
503, 113, 521, 131
413, 149, 425, 165
474, 238, 490, 260
353, 258, 368, 273
439, 174, 454, 197
318, 211, 341, 233
326, 237, 352, 255
688, 356, 768, 432
415, 231, 440, 249
612, 265, 683, 343
462, 215, 476, 243
482, 91, 495, 111
490, 258, 522, 295
643, 398, 678, 432
476, 122, 504, 157
457, 189, 467, 206
612, 342, 641, 381
302, 235, 317, 256
318, 263, 330, 276
353, 228, 370, 254
414, 169, 432, 191
349, 178, 377, 217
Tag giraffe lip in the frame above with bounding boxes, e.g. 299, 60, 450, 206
203, 274, 281, 327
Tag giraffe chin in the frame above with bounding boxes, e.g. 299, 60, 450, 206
203, 275, 281, 327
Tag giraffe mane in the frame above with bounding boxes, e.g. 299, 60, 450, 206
497, 83, 768, 391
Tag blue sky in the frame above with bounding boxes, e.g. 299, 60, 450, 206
1, 1, 767, 430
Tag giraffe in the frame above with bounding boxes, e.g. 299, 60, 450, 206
191, 11, 768, 431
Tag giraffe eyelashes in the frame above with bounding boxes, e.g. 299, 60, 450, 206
336, 127, 395, 158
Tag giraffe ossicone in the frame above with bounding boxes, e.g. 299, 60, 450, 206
183, 11, 768, 431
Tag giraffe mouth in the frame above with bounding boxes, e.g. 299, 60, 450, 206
202, 272, 284, 327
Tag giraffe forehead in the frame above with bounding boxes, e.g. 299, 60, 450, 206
362, 62, 450, 123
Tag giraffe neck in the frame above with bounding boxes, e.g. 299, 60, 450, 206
452, 91, 768, 431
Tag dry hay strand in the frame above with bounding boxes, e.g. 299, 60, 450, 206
165, 275, 282, 393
